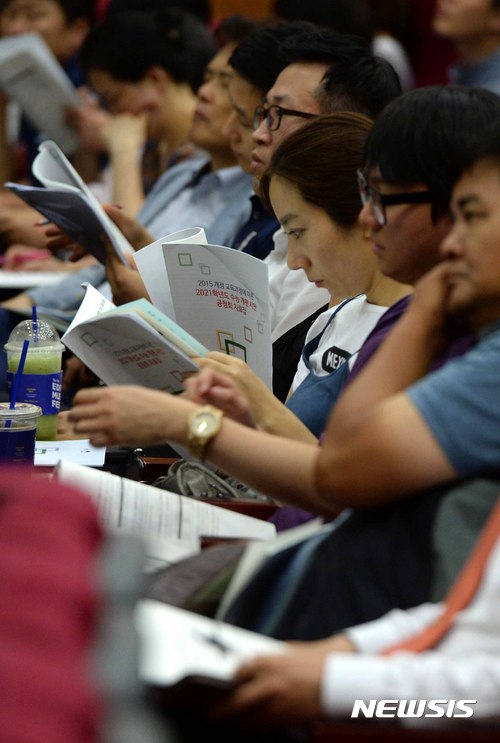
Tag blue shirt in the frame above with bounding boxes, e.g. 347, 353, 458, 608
449, 49, 500, 95
408, 321, 500, 476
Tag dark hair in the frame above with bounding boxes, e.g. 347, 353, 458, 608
280, 26, 371, 66
107, 0, 211, 24
318, 54, 402, 118
213, 14, 260, 48
80, 9, 217, 92
273, 0, 373, 43
261, 112, 372, 227
228, 21, 316, 94
454, 119, 500, 183
364, 85, 500, 222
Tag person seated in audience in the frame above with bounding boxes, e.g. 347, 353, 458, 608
0, 0, 95, 182
69, 8, 217, 216
192, 113, 410, 442
0, 0, 97, 266
3, 24, 400, 405
189, 85, 495, 443
67, 86, 500, 639
222, 21, 300, 261
201, 133, 500, 733
249, 28, 402, 400
0, 32, 255, 395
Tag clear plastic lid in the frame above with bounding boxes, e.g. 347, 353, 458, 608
0, 402, 42, 421
4, 318, 64, 353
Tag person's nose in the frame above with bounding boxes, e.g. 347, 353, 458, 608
197, 79, 213, 104
439, 222, 463, 259
252, 118, 271, 146
358, 202, 380, 233
287, 243, 310, 272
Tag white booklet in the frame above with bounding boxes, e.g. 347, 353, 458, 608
0, 32, 80, 154
135, 229, 272, 387
5, 139, 135, 265
136, 599, 285, 695
54, 460, 276, 544
61, 282, 206, 392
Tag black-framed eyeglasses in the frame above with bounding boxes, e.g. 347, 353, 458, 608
357, 169, 432, 226
253, 104, 316, 132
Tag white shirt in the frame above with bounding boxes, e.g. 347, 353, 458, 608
291, 296, 388, 392
321, 537, 500, 725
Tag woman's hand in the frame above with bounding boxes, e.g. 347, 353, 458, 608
68, 384, 194, 448
183, 364, 257, 427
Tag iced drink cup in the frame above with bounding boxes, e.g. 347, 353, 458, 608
0, 402, 42, 464
5, 319, 64, 440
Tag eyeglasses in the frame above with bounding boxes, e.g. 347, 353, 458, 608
357, 169, 432, 226
253, 104, 316, 132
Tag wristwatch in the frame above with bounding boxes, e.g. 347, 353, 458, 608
187, 405, 223, 461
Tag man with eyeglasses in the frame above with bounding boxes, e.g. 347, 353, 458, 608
222, 22, 316, 264
248, 29, 402, 401
345, 84, 500, 386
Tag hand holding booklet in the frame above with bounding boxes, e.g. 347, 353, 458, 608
5, 140, 135, 265
62, 227, 272, 388
61, 282, 205, 392
135, 228, 272, 387
0, 32, 80, 154
135, 599, 285, 703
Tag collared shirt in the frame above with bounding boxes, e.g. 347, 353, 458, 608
147, 164, 250, 239
231, 194, 279, 260
322, 536, 500, 724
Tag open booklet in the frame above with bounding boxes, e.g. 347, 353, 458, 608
61, 282, 207, 392
0, 32, 80, 154
136, 599, 285, 703
135, 228, 272, 387
5, 140, 135, 265
54, 460, 276, 545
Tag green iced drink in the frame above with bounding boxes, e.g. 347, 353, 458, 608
5, 318, 64, 441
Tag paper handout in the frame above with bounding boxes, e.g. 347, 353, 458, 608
0, 32, 80, 153
135, 229, 272, 387
5, 140, 135, 264
61, 283, 205, 392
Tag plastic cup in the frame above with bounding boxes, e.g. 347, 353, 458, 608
5, 319, 64, 440
0, 402, 42, 465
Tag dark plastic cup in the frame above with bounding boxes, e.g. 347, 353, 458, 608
0, 402, 42, 465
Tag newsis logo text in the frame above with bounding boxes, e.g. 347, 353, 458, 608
351, 699, 477, 719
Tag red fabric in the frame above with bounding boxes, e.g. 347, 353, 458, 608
0, 467, 105, 743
